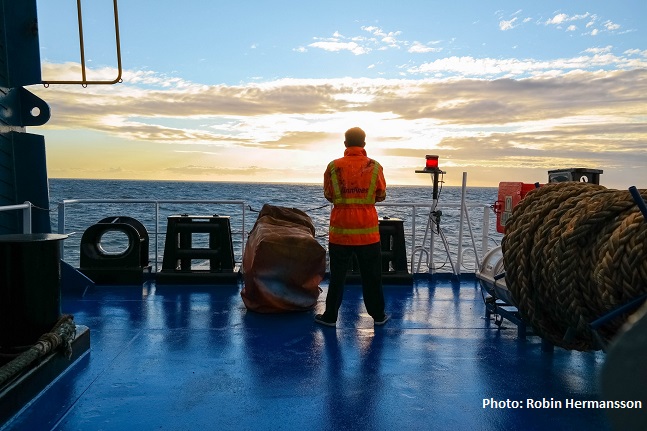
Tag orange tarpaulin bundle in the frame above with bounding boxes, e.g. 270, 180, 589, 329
241, 204, 325, 313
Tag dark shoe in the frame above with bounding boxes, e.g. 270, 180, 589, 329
314, 314, 336, 327
374, 314, 390, 326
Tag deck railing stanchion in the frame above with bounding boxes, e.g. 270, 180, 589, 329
22, 202, 32, 234
155, 202, 160, 272
457, 173, 468, 275
482, 205, 490, 258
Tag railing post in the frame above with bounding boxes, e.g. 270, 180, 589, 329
482, 205, 490, 259
457, 173, 468, 276
57, 202, 66, 258
242, 203, 246, 259
411, 205, 416, 273
22, 201, 32, 234
155, 201, 159, 272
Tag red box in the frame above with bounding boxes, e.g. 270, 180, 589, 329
493, 182, 538, 233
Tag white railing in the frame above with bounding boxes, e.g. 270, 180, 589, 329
55, 197, 500, 276
1, 195, 500, 276
57, 199, 246, 272
376, 201, 494, 276
0, 201, 34, 234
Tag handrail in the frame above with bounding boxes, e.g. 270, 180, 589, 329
57, 198, 497, 275
42, 0, 122, 86
58, 199, 246, 272
378, 200, 494, 276
0, 202, 33, 234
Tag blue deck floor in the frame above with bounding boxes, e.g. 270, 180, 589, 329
3, 276, 615, 431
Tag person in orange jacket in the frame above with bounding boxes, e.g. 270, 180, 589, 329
315, 127, 390, 327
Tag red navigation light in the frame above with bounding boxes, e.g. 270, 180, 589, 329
425, 155, 439, 170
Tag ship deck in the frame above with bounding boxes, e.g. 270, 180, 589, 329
2, 275, 615, 430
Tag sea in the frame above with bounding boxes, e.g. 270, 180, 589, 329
48, 179, 503, 274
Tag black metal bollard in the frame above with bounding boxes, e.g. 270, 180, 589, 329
0, 233, 67, 348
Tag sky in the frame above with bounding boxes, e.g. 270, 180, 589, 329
29, 0, 647, 188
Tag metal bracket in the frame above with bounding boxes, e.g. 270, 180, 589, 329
0, 87, 50, 127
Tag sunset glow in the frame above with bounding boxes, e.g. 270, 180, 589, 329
31, 1, 647, 188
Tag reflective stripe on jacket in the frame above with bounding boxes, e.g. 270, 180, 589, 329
324, 147, 386, 245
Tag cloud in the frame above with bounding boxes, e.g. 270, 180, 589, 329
361, 26, 402, 48
34, 62, 647, 187
584, 46, 613, 54
604, 20, 621, 31
624, 48, 646, 56
407, 51, 647, 78
499, 17, 518, 31
542, 12, 624, 37
545, 13, 568, 25
309, 40, 369, 55
164, 164, 273, 176
253, 131, 334, 149
545, 12, 592, 26
305, 26, 407, 55
38, 63, 647, 125
408, 42, 442, 54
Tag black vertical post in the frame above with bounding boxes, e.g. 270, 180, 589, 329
432, 169, 440, 201
0, 0, 52, 234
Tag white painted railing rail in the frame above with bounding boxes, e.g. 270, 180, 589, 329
55, 198, 498, 276
57, 199, 246, 272
0, 201, 33, 234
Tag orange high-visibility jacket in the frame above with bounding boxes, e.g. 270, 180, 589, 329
324, 147, 386, 245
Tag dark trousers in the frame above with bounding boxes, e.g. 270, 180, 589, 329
324, 242, 385, 320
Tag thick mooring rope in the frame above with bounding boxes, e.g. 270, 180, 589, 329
0, 314, 76, 388
502, 182, 647, 351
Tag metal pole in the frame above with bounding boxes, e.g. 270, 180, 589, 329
429, 197, 436, 274
155, 202, 159, 272
75, 0, 87, 83
58, 202, 66, 258
482, 205, 490, 258
21, 202, 32, 234
411, 205, 417, 273
457, 172, 467, 276
431, 172, 438, 272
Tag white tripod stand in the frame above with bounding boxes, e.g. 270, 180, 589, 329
412, 157, 457, 275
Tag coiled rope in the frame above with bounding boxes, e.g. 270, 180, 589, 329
502, 182, 647, 351
0, 314, 76, 388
